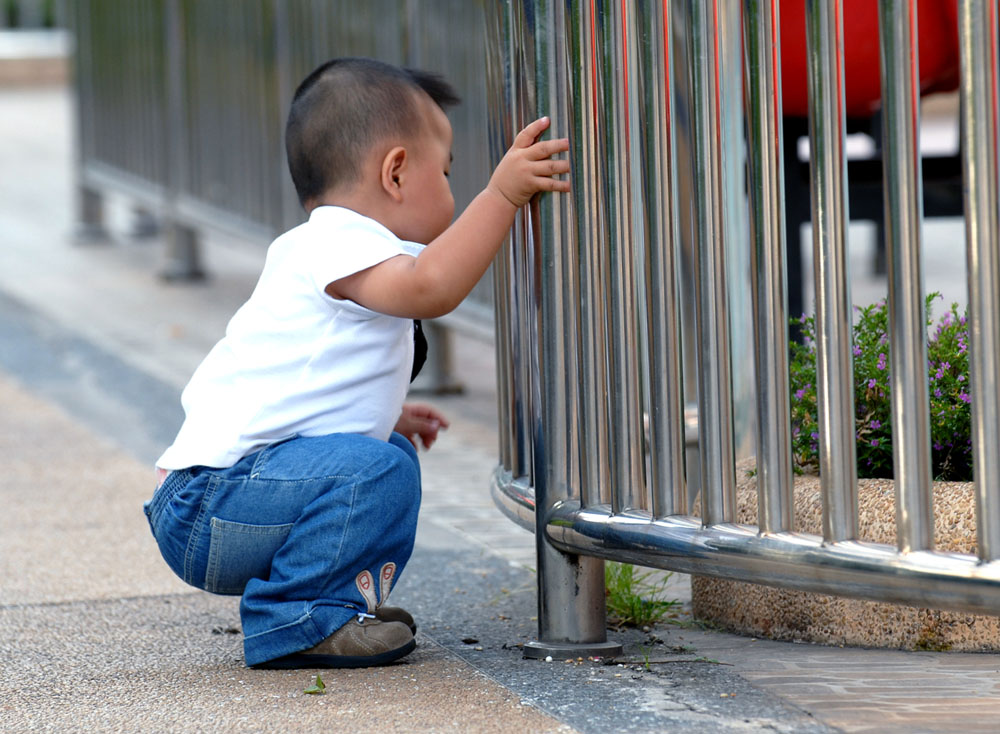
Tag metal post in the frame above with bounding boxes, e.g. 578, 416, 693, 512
636, 0, 686, 519
485, 0, 515, 471
877, 0, 933, 553
959, 0, 1000, 561
743, 0, 793, 534
567, 0, 613, 509
687, 0, 736, 526
804, 0, 857, 542
161, 0, 204, 281
71, 0, 109, 243
600, 0, 648, 514
520, 0, 620, 660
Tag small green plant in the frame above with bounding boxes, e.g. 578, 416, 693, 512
604, 562, 680, 629
303, 674, 326, 695
789, 293, 972, 480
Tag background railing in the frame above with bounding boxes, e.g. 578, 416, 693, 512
1, 0, 61, 27
487, 0, 1000, 657
71, 0, 496, 388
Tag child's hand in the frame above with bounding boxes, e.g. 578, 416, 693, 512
486, 117, 570, 209
394, 402, 450, 450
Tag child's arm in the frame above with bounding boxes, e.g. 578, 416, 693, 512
331, 117, 570, 319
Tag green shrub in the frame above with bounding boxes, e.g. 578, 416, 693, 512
789, 293, 972, 481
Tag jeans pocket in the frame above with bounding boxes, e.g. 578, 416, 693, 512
204, 517, 293, 595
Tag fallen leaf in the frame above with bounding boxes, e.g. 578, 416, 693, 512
303, 674, 326, 695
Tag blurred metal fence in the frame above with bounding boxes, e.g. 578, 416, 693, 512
1, 0, 60, 27
72, 0, 496, 388
488, 0, 1000, 658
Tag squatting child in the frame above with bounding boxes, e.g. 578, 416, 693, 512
144, 57, 570, 669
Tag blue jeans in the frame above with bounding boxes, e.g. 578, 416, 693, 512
144, 432, 421, 667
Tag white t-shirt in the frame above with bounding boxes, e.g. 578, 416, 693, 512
156, 206, 422, 470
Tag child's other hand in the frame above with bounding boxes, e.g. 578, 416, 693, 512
486, 116, 570, 209
394, 402, 450, 450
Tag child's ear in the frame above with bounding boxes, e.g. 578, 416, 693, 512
380, 146, 407, 201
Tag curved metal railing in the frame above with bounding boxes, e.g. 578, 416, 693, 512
486, 0, 1000, 656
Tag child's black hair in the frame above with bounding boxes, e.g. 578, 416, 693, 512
285, 57, 460, 208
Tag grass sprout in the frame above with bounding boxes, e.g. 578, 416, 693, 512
604, 562, 681, 630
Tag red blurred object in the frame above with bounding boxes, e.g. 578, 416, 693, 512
779, 0, 960, 119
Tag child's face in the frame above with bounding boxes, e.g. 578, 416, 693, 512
398, 99, 455, 244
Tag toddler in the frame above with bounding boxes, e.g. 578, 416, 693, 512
144, 56, 569, 669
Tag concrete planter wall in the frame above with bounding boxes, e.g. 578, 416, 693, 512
692, 460, 1000, 651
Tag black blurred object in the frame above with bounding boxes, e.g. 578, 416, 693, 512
782, 112, 964, 342
411, 320, 427, 383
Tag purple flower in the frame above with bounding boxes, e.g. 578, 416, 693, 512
877, 353, 887, 370
795, 388, 806, 400
934, 388, 942, 398
871, 439, 880, 447
958, 375, 965, 382
868, 378, 877, 389
960, 391, 971, 404
934, 442, 943, 451
853, 345, 863, 357
810, 432, 820, 441
870, 419, 881, 430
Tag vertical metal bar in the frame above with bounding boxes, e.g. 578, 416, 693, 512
600, 0, 648, 514
804, 0, 857, 542
522, 0, 620, 661
507, 0, 535, 482
959, 0, 1000, 561
273, 0, 302, 233
877, 0, 933, 553
687, 0, 736, 525
161, 0, 204, 280
742, 0, 792, 533
569, 0, 613, 508
485, 0, 515, 472
636, 0, 686, 518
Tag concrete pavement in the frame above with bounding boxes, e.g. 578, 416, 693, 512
2, 76, 1000, 733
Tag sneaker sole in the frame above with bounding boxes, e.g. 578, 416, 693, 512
254, 638, 417, 670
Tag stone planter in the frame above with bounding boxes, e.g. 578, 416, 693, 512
691, 459, 1000, 651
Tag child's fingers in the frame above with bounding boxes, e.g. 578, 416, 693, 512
526, 137, 570, 159
530, 174, 571, 192
513, 116, 552, 147
531, 158, 570, 176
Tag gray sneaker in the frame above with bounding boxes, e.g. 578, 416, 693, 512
256, 617, 415, 669
375, 605, 416, 633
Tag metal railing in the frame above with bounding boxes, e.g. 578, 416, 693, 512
71, 0, 497, 387
488, 0, 1000, 657
1, 0, 60, 27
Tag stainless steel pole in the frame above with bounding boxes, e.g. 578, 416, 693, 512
878, 0, 934, 553
743, 0, 793, 534
568, 0, 613, 509
959, 0, 1000, 561
521, 0, 621, 660
601, 0, 648, 514
687, 0, 736, 525
804, 0, 858, 542
636, 0, 687, 519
